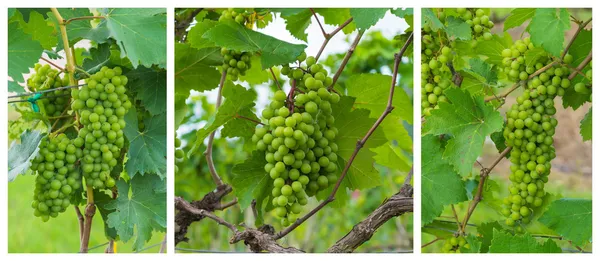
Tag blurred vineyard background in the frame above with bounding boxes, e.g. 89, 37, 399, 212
175, 10, 414, 253
421, 8, 592, 253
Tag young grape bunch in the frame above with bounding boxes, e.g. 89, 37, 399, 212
174, 136, 184, 174
219, 8, 253, 26
71, 66, 132, 189
441, 235, 469, 253
421, 24, 454, 116
27, 63, 71, 117
500, 66, 572, 226
221, 48, 253, 81
456, 8, 494, 41
30, 134, 82, 221
252, 53, 340, 226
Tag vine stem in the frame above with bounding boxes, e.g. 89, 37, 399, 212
50, 8, 76, 85
315, 17, 353, 61
421, 238, 441, 248
328, 30, 364, 91
204, 70, 227, 187
568, 50, 592, 80
40, 57, 65, 71
310, 8, 327, 38
275, 33, 413, 240
484, 61, 557, 102
460, 146, 512, 231
562, 18, 592, 59
269, 68, 282, 90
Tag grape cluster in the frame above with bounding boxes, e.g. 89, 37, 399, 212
574, 61, 592, 100
71, 66, 131, 189
27, 63, 71, 117
500, 66, 574, 226
252, 54, 340, 226
174, 136, 184, 174
221, 48, 253, 81
456, 8, 494, 41
441, 235, 470, 253
421, 25, 454, 116
219, 8, 253, 26
30, 134, 82, 221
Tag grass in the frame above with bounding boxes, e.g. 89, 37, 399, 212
8, 175, 165, 253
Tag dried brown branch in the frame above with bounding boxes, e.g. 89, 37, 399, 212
328, 31, 364, 90
310, 8, 327, 37
315, 17, 354, 61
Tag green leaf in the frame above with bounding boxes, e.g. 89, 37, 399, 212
423, 89, 504, 175
539, 198, 592, 247
391, 8, 413, 19
237, 55, 270, 84
126, 67, 167, 116
380, 115, 412, 151
422, 8, 444, 32
569, 29, 592, 65
187, 20, 219, 49
422, 219, 458, 238
580, 107, 592, 141
445, 16, 471, 41
477, 221, 504, 253
461, 234, 482, 253
231, 150, 271, 225
562, 84, 591, 110
203, 22, 307, 69
528, 8, 571, 57
490, 127, 508, 155
8, 81, 25, 93
314, 8, 356, 34
47, 8, 110, 50
504, 8, 535, 31
524, 47, 548, 68
82, 43, 111, 73
476, 33, 512, 66
421, 134, 468, 225
102, 8, 167, 68
123, 109, 167, 178
21, 11, 56, 50
462, 58, 498, 85
106, 174, 166, 251
93, 190, 118, 240
371, 142, 411, 171
346, 73, 413, 124
175, 44, 222, 94
489, 228, 562, 253
349, 8, 388, 30
8, 21, 43, 83
189, 82, 257, 157
8, 130, 46, 181
281, 9, 311, 42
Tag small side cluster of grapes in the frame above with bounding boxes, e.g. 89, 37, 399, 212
221, 48, 253, 81
27, 63, 71, 116
456, 8, 494, 41
252, 53, 340, 226
219, 8, 253, 26
441, 235, 470, 253
174, 136, 184, 174
71, 66, 131, 189
500, 66, 573, 226
30, 134, 82, 221
574, 61, 592, 100
421, 24, 454, 116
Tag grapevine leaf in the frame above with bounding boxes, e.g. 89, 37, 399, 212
329, 96, 386, 195
422, 8, 443, 32
187, 20, 219, 49
569, 29, 592, 65
538, 198, 592, 247
528, 8, 571, 58
462, 58, 498, 85
47, 8, 110, 50
346, 73, 413, 124
476, 33, 512, 66
562, 85, 591, 110
82, 43, 111, 73
349, 8, 388, 30
445, 16, 471, 41
8, 81, 25, 93
489, 228, 562, 253
189, 82, 257, 157
174, 95, 189, 130
423, 89, 504, 175
101, 8, 167, 68
8, 20, 43, 83
503, 8, 535, 31
174, 44, 222, 94
490, 128, 508, 155
580, 107, 592, 141
106, 174, 166, 251
421, 134, 468, 225
391, 8, 413, 19
461, 234, 482, 253
381, 115, 413, 151
8, 130, 46, 181
221, 107, 260, 141
21, 11, 56, 50
281, 9, 311, 42
93, 190, 118, 240
44, 49, 62, 60
126, 67, 167, 116
123, 109, 167, 178
477, 221, 504, 253
421, 219, 457, 238
203, 21, 307, 68
314, 8, 356, 34
231, 151, 271, 225
371, 143, 411, 171
524, 47, 548, 68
